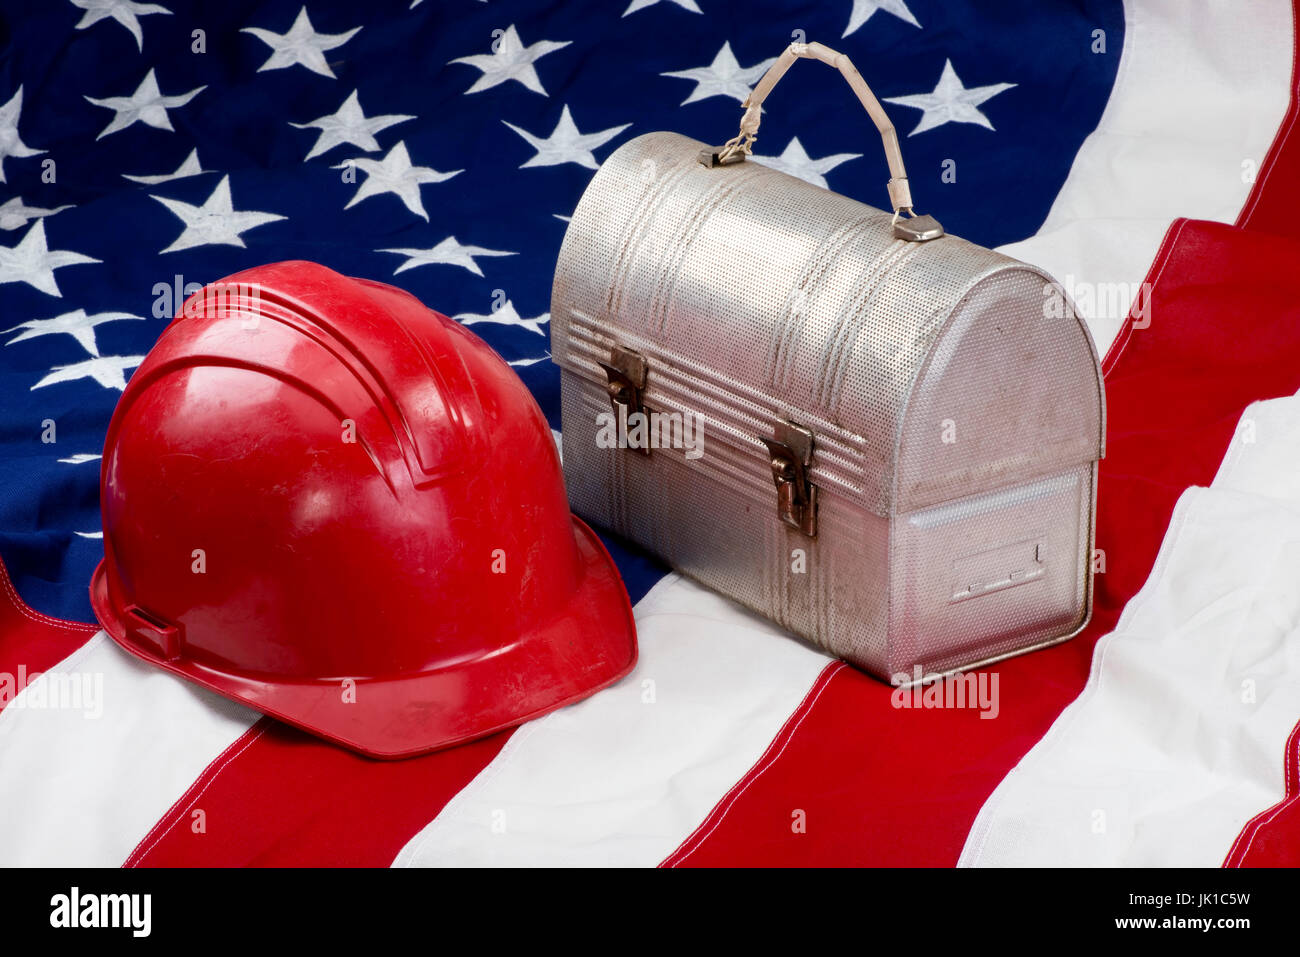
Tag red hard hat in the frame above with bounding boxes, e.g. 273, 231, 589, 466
90, 261, 636, 759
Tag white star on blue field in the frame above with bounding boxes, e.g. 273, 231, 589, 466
0, 0, 1124, 620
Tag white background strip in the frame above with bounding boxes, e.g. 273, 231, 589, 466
998, 0, 1293, 352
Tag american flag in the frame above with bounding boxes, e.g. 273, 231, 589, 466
0, 0, 1298, 867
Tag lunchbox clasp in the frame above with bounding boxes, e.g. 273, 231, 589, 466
597, 344, 651, 456
761, 419, 819, 538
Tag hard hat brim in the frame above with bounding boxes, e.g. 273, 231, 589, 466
90, 516, 638, 759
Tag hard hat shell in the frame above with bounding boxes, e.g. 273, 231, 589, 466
90, 261, 636, 758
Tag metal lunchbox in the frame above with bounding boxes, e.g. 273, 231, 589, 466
550, 42, 1105, 683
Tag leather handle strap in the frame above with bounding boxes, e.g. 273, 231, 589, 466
717, 41, 916, 219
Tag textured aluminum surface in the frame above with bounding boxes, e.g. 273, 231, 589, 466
552, 130, 1105, 681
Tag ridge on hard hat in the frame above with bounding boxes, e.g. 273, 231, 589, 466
90, 260, 637, 759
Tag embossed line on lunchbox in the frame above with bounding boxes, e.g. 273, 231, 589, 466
769, 215, 884, 393
646, 173, 755, 337
604, 153, 694, 326
904, 472, 1080, 530
816, 238, 921, 411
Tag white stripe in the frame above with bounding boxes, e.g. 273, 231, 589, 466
997, 0, 1294, 353
959, 392, 1300, 867
0, 633, 257, 866
392, 574, 831, 867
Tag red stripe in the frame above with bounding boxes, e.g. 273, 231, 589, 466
659, 663, 847, 868
1235, 1, 1300, 237
127, 718, 509, 867
0, 556, 97, 716
664, 218, 1300, 867
1098, 218, 1186, 376
1223, 723, 1300, 868
123, 721, 273, 867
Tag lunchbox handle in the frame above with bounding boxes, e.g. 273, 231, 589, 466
704, 41, 943, 242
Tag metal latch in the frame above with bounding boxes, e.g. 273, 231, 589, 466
698, 146, 747, 168
892, 213, 945, 242
597, 344, 650, 456
761, 419, 818, 537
